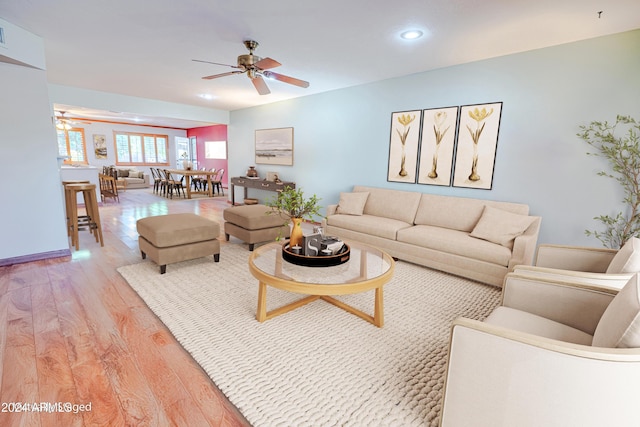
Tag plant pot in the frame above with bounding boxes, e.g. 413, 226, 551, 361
289, 217, 304, 247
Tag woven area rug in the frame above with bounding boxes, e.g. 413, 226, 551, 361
118, 243, 500, 426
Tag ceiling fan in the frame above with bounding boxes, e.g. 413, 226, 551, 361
55, 111, 74, 130
55, 111, 92, 129
193, 40, 310, 95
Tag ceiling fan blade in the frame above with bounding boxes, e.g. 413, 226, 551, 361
254, 57, 281, 70
202, 70, 244, 80
263, 71, 310, 88
192, 59, 240, 69
251, 75, 271, 95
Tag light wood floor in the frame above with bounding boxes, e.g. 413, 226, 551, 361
0, 188, 251, 426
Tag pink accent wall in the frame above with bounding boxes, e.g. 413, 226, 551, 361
187, 125, 228, 187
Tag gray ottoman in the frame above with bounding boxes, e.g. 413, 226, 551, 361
223, 204, 288, 250
137, 213, 220, 274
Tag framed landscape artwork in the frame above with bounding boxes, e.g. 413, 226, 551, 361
387, 110, 422, 183
452, 102, 503, 190
255, 127, 294, 166
417, 106, 459, 186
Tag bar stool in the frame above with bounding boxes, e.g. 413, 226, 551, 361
62, 180, 90, 239
64, 183, 104, 250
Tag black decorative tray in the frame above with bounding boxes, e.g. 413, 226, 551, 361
282, 243, 350, 267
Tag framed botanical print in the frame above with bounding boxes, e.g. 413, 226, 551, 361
452, 102, 503, 190
387, 110, 422, 183
417, 106, 459, 186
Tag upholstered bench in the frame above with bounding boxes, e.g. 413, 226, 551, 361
223, 204, 288, 251
137, 213, 220, 274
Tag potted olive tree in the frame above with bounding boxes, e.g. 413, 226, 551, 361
578, 115, 640, 248
266, 186, 321, 247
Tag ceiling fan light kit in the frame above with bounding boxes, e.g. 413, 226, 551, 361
194, 40, 309, 95
55, 111, 73, 130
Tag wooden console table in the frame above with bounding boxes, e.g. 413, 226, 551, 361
230, 177, 296, 205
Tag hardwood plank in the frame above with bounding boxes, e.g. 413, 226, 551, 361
31, 282, 83, 427
0, 287, 40, 427
49, 262, 126, 426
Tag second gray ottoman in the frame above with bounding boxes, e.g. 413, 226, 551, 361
223, 204, 288, 250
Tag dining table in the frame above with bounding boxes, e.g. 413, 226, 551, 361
167, 169, 219, 199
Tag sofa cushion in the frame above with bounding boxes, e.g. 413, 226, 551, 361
470, 206, 536, 249
223, 204, 287, 230
414, 193, 529, 232
397, 225, 512, 266
353, 186, 421, 224
336, 192, 369, 216
592, 274, 640, 348
606, 237, 640, 274
116, 168, 130, 177
327, 213, 412, 240
485, 306, 593, 345
136, 213, 220, 248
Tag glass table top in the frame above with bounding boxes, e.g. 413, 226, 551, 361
250, 241, 393, 286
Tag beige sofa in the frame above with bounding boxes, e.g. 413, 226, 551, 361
110, 167, 150, 189
323, 186, 541, 286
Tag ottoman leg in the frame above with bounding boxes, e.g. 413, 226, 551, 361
225, 233, 230, 241
249, 243, 255, 251
141, 251, 146, 259
214, 253, 220, 262
160, 265, 167, 274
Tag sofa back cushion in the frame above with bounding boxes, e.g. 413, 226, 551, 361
469, 206, 537, 249
606, 237, 640, 274
592, 273, 640, 348
352, 186, 421, 224
414, 193, 530, 232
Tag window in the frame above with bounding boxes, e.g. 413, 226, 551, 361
205, 140, 227, 159
57, 128, 87, 164
114, 131, 168, 166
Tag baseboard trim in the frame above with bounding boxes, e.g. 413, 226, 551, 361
0, 249, 72, 267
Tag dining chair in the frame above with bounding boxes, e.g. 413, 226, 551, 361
211, 168, 225, 196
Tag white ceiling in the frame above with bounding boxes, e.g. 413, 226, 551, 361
2, 0, 639, 128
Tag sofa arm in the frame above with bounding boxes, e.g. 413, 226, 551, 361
441, 318, 640, 427
500, 273, 616, 334
321, 205, 337, 228
507, 216, 541, 270
512, 265, 633, 290
534, 244, 617, 272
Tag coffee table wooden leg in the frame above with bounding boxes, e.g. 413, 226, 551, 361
374, 286, 384, 327
257, 282, 268, 322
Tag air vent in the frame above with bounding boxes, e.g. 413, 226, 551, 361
0, 27, 6, 48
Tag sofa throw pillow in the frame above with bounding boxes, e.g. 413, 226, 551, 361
336, 192, 370, 216
606, 237, 640, 274
117, 169, 129, 178
470, 206, 536, 248
592, 273, 640, 348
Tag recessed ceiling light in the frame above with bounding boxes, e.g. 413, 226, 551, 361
400, 30, 423, 40
199, 94, 214, 100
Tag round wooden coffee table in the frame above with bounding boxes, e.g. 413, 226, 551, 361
248, 240, 395, 327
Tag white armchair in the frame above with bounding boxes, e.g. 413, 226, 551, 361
440, 273, 640, 427
512, 238, 640, 289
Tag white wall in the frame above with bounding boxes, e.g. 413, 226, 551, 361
0, 25, 69, 261
228, 29, 640, 247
